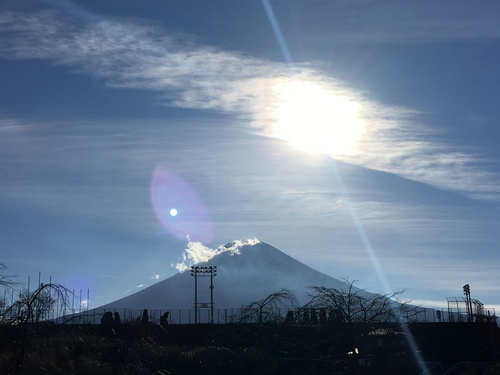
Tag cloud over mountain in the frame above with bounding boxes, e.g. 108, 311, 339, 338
98, 240, 354, 311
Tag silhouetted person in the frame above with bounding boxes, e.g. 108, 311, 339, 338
160, 311, 169, 328
285, 310, 294, 323
114, 312, 121, 325
101, 311, 114, 327
100, 311, 114, 335
141, 309, 150, 325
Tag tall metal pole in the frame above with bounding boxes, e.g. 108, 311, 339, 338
210, 270, 214, 324
191, 266, 199, 324
463, 284, 473, 322
194, 271, 198, 324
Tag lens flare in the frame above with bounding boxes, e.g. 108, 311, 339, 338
150, 165, 213, 243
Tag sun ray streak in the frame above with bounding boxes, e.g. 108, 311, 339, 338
262, 4, 432, 367
329, 160, 390, 292
328, 158, 429, 374
261, 0, 294, 68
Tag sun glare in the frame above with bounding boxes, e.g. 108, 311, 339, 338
271, 80, 364, 156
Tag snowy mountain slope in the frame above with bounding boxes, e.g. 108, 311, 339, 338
97, 240, 359, 311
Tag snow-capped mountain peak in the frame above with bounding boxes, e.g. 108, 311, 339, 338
99, 240, 355, 310
175, 238, 260, 272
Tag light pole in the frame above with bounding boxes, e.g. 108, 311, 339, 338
190, 266, 217, 324
463, 284, 473, 322
209, 267, 216, 324
191, 266, 198, 324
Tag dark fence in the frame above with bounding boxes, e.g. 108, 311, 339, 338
49, 306, 459, 325
3, 304, 494, 326
59, 308, 243, 325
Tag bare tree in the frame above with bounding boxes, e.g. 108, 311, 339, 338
0, 262, 19, 288
4, 283, 70, 325
239, 288, 297, 323
4, 283, 70, 374
0, 262, 21, 321
307, 279, 408, 325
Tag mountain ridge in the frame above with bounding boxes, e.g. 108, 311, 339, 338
97, 240, 356, 311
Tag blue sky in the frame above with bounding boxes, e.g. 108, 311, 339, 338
1, 0, 500, 310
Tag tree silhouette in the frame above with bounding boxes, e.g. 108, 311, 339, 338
0, 263, 20, 312
240, 288, 297, 323
3, 283, 70, 374
3, 283, 69, 325
0, 262, 19, 289
307, 279, 408, 325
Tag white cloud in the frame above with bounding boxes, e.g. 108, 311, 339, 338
0, 5, 499, 203
175, 238, 260, 273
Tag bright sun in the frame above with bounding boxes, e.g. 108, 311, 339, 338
271, 80, 364, 156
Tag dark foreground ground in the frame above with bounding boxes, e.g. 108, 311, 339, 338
1, 322, 500, 374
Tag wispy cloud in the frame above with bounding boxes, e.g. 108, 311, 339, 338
0, 4, 499, 202
150, 273, 165, 281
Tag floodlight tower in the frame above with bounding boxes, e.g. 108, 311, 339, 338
463, 284, 473, 321
190, 266, 217, 324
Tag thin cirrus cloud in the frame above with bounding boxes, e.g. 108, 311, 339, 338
0, 5, 498, 202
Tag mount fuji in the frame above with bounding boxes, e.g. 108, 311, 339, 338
97, 240, 356, 311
